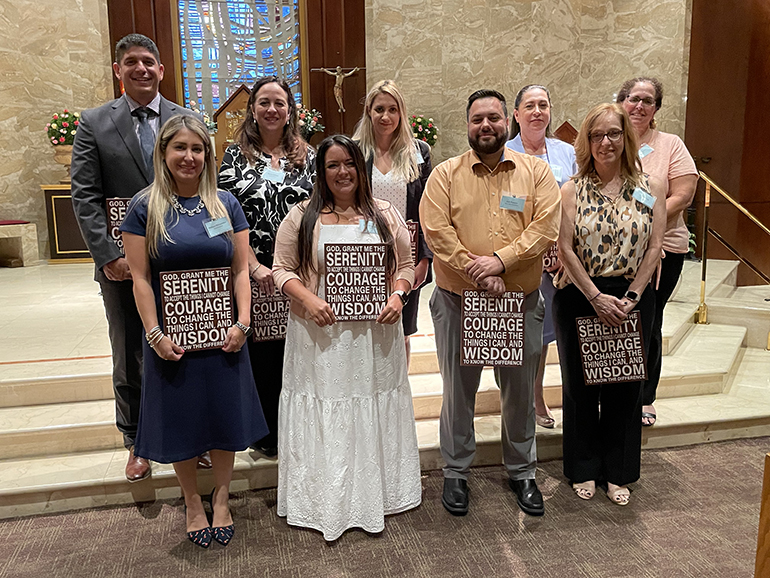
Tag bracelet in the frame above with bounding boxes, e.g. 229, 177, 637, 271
145, 326, 162, 343
249, 264, 259, 277
588, 291, 601, 302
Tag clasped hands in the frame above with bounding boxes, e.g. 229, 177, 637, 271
465, 252, 505, 296
153, 324, 247, 361
591, 293, 637, 327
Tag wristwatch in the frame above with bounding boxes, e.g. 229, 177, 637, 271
624, 290, 639, 302
392, 290, 408, 305
234, 321, 253, 338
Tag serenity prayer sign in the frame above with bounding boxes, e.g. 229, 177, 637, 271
576, 311, 647, 385
250, 278, 290, 342
324, 243, 388, 321
106, 198, 132, 254
461, 290, 526, 366
159, 268, 233, 351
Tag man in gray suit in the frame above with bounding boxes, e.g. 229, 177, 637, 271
71, 34, 207, 481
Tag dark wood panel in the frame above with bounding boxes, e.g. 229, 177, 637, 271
306, 0, 366, 136
106, 0, 181, 104
685, 0, 752, 194
738, 0, 770, 205
43, 189, 91, 260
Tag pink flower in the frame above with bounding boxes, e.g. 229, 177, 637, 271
412, 122, 416, 127
53, 114, 58, 119
74, 120, 79, 126
59, 137, 65, 142
299, 113, 306, 119
62, 122, 69, 127
312, 117, 317, 122
63, 109, 69, 113
418, 126, 423, 132
428, 123, 433, 128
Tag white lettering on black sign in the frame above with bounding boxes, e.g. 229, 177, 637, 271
160, 267, 233, 351
576, 311, 647, 385
250, 278, 290, 342
107, 198, 132, 254
324, 243, 388, 321
461, 290, 525, 366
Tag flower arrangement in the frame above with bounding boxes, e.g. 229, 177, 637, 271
297, 105, 325, 141
186, 103, 217, 133
46, 110, 79, 146
410, 114, 437, 146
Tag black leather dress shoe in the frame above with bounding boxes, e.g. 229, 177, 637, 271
508, 478, 544, 516
442, 478, 469, 516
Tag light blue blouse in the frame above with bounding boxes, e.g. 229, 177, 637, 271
506, 134, 577, 189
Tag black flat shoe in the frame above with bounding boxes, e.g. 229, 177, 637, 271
187, 526, 212, 548
442, 478, 469, 516
213, 524, 235, 546
250, 444, 278, 458
508, 478, 544, 516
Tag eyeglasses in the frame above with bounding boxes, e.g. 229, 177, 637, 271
589, 130, 624, 144
627, 95, 656, 107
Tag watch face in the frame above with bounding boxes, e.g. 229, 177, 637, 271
626, 291, 639, 301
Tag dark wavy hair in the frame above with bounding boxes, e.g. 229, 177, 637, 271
296, 135, 396, 281
236, 76, 308, 168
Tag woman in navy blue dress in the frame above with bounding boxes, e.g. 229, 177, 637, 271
121, 115, 267, 548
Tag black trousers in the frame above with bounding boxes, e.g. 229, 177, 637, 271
643, 252, 686, 406
247, 337, 286, 448
553, 278, 655, 486
96, 269, 144, 449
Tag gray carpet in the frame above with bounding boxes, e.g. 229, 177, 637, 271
1, 437, 766, 578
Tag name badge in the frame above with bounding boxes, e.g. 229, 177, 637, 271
414, 149, 425, 165
359, 219, 378, 234
261, 165, 286, 184
550, 164, 563, 182
204, 217, 233, 238
500, 194, 526, 212
632, 187, 656, 209
639, 144, 654, 159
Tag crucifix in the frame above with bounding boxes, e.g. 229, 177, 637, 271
312, 66, 362, 113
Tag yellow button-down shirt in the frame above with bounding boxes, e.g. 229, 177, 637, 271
420, 147, 561, 295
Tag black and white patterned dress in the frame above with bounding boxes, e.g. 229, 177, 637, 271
217, 142, 316, 450
218, 143, 316, 266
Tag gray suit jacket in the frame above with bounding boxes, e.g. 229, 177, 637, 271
71, 94, 195, 270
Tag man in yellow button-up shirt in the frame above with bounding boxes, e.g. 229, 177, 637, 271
420, 89, 561, 517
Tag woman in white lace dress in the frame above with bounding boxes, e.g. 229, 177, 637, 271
272, 135, 421, 541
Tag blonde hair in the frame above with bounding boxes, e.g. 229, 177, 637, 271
142, 114, 230, 257
574, 103, 643, 187
352, 79, 419, 183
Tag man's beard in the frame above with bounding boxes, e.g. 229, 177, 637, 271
469, 129, 508, 155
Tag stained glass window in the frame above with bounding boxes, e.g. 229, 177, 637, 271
178, 1, 302, 116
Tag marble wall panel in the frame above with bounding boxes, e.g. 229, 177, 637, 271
0, 0, 113, 259
366, 0, 692, 163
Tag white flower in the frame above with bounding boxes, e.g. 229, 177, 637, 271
413, 133, 418, 138
60, 129, 66, 134
429, 118, 433, 122
51, 123, 57, 129
71, 130, 76, 135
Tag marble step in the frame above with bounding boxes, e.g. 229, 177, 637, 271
412, 323, 746, 419
670, 259, 738, 303
707, 286, 770, 349
2, 346, 768, 520
0, 323, 746, 461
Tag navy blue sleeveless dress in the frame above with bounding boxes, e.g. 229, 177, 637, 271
121, 191, 268, 463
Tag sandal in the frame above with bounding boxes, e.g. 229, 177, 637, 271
572, 481, 595, 500
536, 413, 555, 429
642, 406, 656, 427
606, 484, 630, 506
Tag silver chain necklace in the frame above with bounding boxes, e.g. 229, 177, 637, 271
171, 194, 204, 216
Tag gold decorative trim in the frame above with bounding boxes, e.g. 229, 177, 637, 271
50, 195, 91, 256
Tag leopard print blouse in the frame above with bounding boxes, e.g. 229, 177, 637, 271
555, 175, 654, 286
